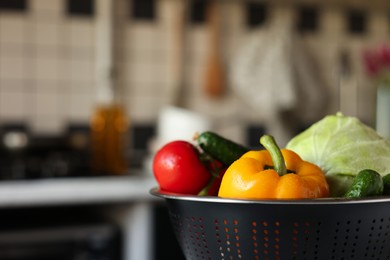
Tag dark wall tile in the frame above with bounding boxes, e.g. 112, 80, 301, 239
131, 0, 156, 21
246, 2, 268, 28
0, 0, 27, 12
66, 0, 94, 17
190, 0, 206, 25
130, 123, 156, 168
132, 124, 156, 151
297, 6, 319, 33
347, 9, 367, 35
246, 125, 266, 149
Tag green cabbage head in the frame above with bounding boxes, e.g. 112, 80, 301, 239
286, 112, 390, 196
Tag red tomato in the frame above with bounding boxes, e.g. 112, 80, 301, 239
153, 140, 211, 195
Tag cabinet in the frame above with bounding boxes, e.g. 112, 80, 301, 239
0, 173, 159, 260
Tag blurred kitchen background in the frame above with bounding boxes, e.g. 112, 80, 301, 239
0, 0, 389, 259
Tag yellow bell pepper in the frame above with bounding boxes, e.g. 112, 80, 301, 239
218, 135, 329, 199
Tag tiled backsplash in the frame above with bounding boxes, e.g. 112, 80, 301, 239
0, 0, 95, 134
0, 0, 389, 146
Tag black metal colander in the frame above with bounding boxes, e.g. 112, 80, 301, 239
151, 188, 390, 260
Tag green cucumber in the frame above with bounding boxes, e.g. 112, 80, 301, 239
383, 173, 390, 195
344, 169, 384, 198
196, 131, 250, 166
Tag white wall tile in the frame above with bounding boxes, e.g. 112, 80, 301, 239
30, 0, 64, 15
186, 28, 208, 60
68, 46, 94, 60
158, 0, 174, 22
69, 80, 95, 94
0, 89, 29, 119
0, 57, 26, 80
125, 63, 160, 87
369, 11, 390, 41
0, 43, 26, 58
34, 79, 59, 93
0, 78, 26, 92
56, 58, 71, 82
34, 92, 60, 117
30, 116, 65, 135
66, 93, 95, 121
0, 15, 27, 44
125, 48, 165, 64
322, 8, 345, 36
185, 65, 206, 97
187, 92, 241, 120
69, 20, 94, 48
35, 44, 60, 59
33, 22, 62, 47
126, 96, 167, 122
69, 59, 94, 81
220, 2, 246, 60
126, 24, 166, 51
35, 58, 59, 81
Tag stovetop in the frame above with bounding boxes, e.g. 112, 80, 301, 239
0, 124, 92, 180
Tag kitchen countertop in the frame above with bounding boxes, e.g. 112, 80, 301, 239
0, 171, 160, 260
0, 172, 158, 208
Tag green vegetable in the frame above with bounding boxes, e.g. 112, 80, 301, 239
195, 131, 249, 166
383, 174, 390, 195
344, 169, 384, 198
286, 112, 390, 196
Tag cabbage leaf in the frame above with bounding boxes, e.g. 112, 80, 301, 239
286, 113, 390, 196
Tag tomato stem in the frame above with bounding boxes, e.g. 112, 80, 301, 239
260, 135, 287, 176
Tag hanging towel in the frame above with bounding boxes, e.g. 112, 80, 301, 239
230, 14, 327, 145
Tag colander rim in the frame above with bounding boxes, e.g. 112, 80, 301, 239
150, 187, 390, 205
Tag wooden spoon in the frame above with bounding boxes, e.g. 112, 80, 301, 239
204, 0, 225, 98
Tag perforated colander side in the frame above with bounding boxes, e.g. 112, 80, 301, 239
158, 194, 390, 260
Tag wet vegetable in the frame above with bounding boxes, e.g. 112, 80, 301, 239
286, 112, 390, 196
195, 131, 249, 166
218, 135, 329, 199
153, 140, 211, 195
344, 169, 384, 198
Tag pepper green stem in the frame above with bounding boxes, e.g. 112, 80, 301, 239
198, 176, 216, 196
260, 135, 287, 176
